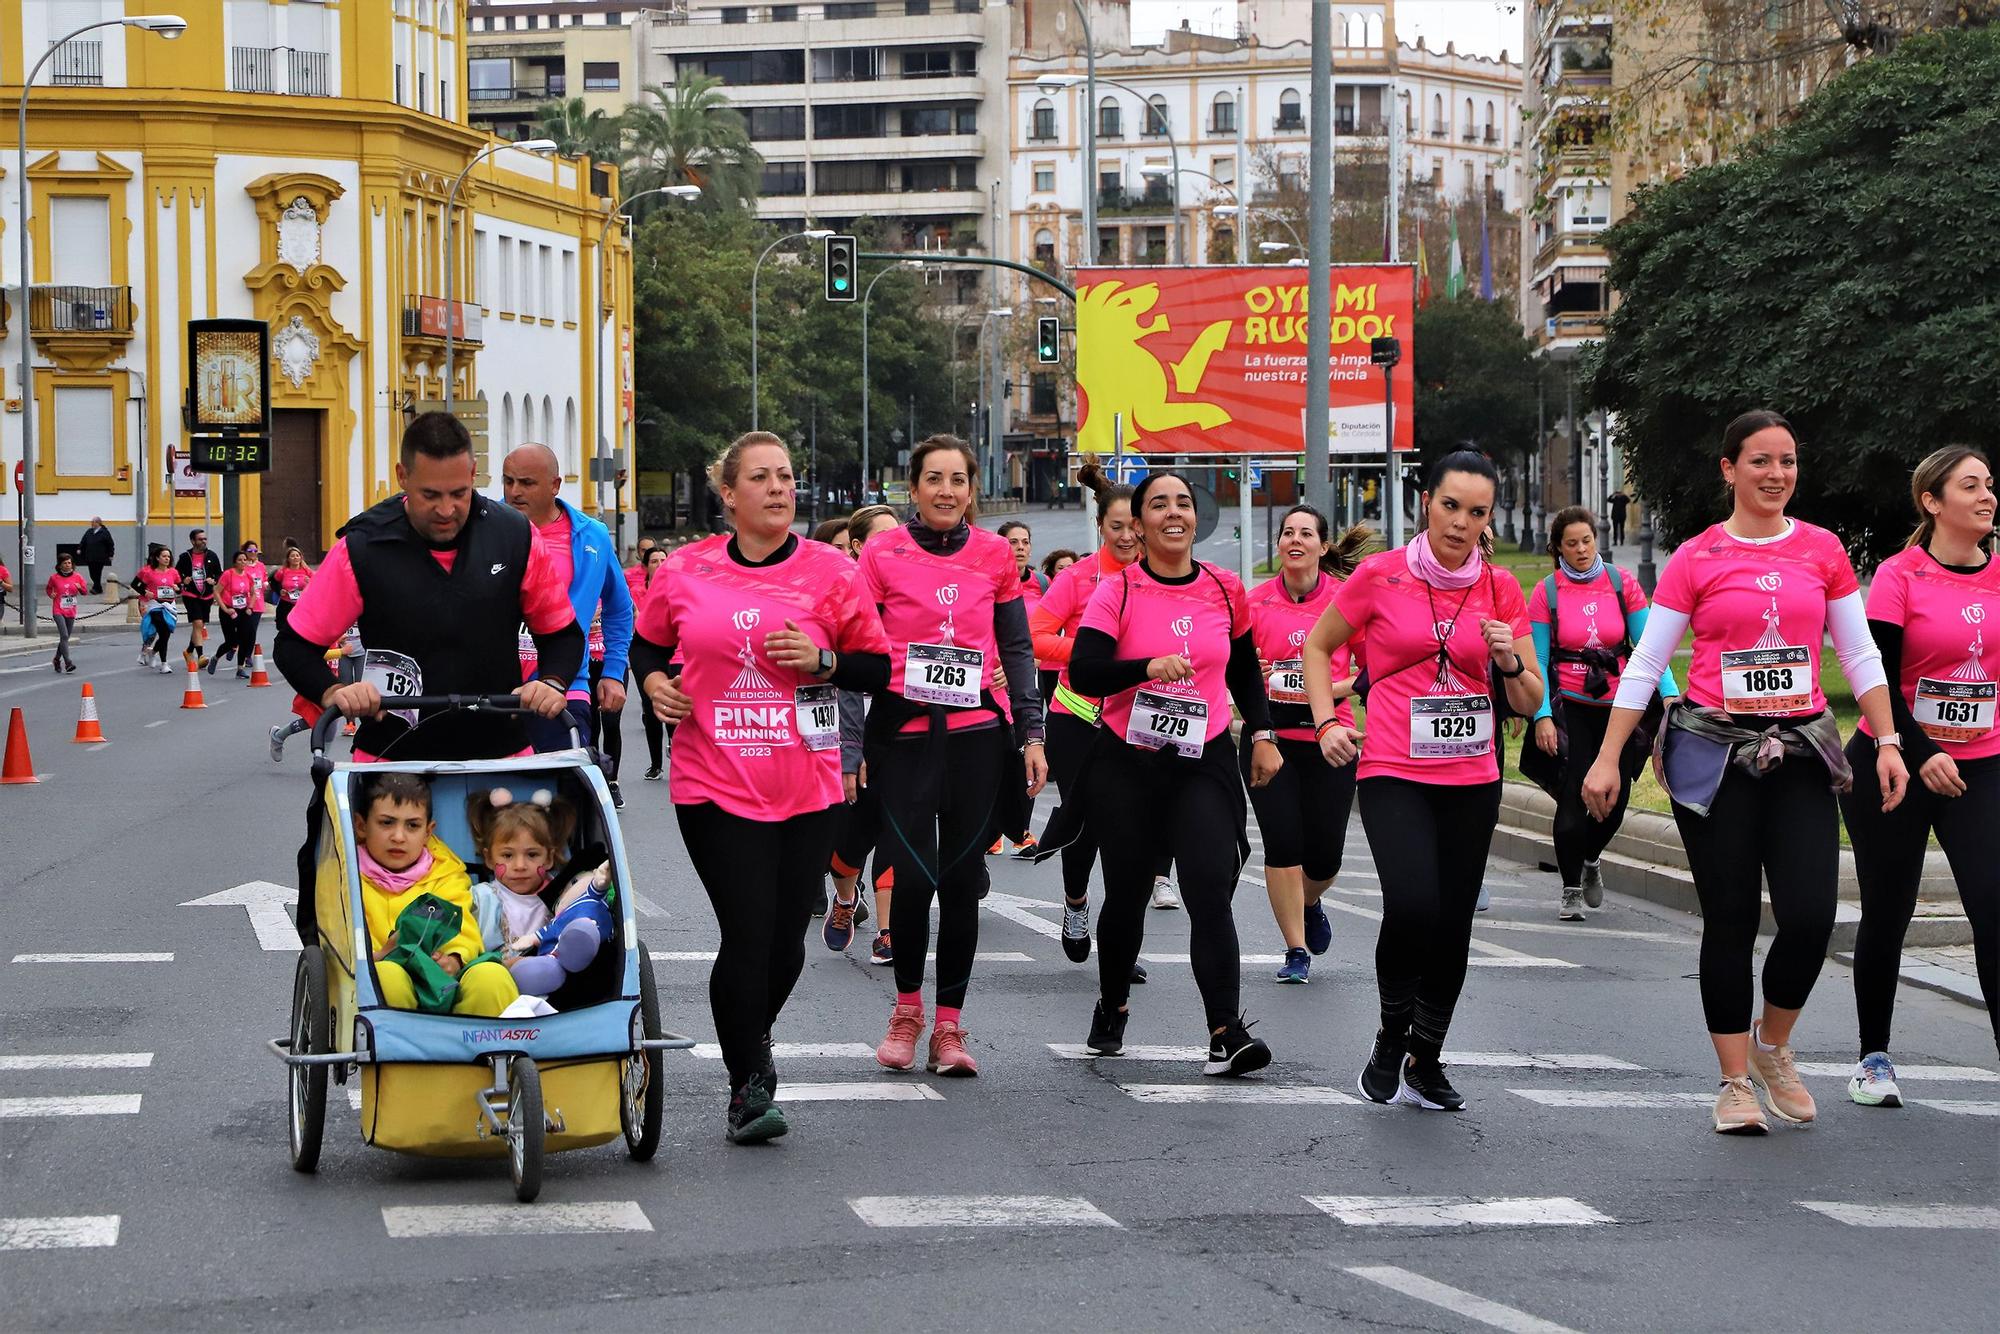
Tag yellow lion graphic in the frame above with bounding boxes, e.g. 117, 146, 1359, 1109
1076, 279, 1234, 454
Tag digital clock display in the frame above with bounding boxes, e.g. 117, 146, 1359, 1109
188, 437, 272, 475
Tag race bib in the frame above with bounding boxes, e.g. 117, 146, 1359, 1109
1127, 688, 1208, 757
796, 684, 840, 753
1410, 693, 1494, 759
904, 642, 983, 709
1267, 659, 1307, 706
517, 628, 537, 666
1719, 645, 1811, 713
1913, 676, 1997, 744
230, 595, 248, 610
284, 586, 303, 602
57, 595, 77, 614
361, 649, 423, 728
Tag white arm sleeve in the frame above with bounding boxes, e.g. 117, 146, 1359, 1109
1826, 590, 1888, 699
1612, 604, 1689, 710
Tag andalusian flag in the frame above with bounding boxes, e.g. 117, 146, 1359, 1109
1445, 214, 1466, 300
1416, 220, 1432, 308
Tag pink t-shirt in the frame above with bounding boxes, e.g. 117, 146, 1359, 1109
858, 524, 1020, 733
135, 567, 181, 606
1527, 564, 1649, 702
218, 567, 265, 614
273, 567, 313, 603
45, 572, 88, 617
1250, 572, 1361, 737
525, 512, 590, 699
1861, 545, 2000, 758
1333, 549, 1530, 785
1078, 560, 1250, 750
1030, 547, 1131, 718
625, 564, 648, 605
1651, 521, 1859, 717
637, 534, 889, 821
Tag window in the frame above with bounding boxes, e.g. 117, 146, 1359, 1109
901, 161, 959, 192
584, 62, 619, 91
563, 250, 577, 322
418, 71, 428, 113
469, 57, 511, 100
1034, 228, 1055, 260
902, 49, 953, 78
901, 105, 952, 136
1463, 98, 1476, 140
745, 105, 805, 141
1463, 161, 1475, 195
1097, 97, 1121, 139
1431, 159, 1444, 190
696, 50, 804, 85
1034, 166, 1054, 193
498, 236, 514, 311
815, 47, 881, 82
519, 241, 535, 318
771, 4, 798, 17
1031, 98, 1055, 140
395, 64, 405, 105
721, 6, 748, 22
1030, 374, 1058, 416
1210, 156, 1235, 187
816, 103, 884, 138
1277, 88, 1302, 130
50, 198, 111, 285
1566, 184, 1609, 227
1344, 12, 1366, 46
824, 2, 877, 18
1484, 99, 1497, 141
1211, 92, 1234, 135
1140, 226, 1168, 263
540, 245, 554, 319
1098, 166, 1121, 198
1144, 95, 1170, 137
760, 162, 807, 196
1432, 93, 1444, 136
817, 161, 887, 193
54, 386, 115, 478
1096, 227, 1119, 262
473, 228, 488, 305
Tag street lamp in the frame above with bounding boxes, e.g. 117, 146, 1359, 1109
980, 307, 1013, 499
16, 13, 185, 633
1216, 203, 1306, 255
1068, 74, 1183, 265
751, 227, 836, 430
1036, 1, 1096, 269
861, 259, 926, 504
443, 137, 557, 413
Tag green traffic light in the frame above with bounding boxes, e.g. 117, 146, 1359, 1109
834, 277, 849, 291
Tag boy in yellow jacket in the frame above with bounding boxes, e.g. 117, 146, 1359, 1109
354, 772, 518, 1016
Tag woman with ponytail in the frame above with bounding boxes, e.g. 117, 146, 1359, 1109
1245, 507, 1378, 983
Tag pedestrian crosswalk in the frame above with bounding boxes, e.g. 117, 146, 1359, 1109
1305, 1196, 1615, 1227
0, 1215, 121, 1251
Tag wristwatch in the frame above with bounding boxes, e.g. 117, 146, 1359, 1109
1250, 728, 1277, 746
1874, 731, 1902, 749
815, 648, 836, 678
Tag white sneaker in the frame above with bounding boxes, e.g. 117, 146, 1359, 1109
158, 660, 174, 674
1581, 860, 1605, 909
1559, 888, 1587, 921
138, 650, 152, 666
1150, 876, 1181, 910
1848, 1052, 1903, 1108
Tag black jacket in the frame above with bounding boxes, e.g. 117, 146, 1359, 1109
176, 548, 223, 599
79, 526, 115, 563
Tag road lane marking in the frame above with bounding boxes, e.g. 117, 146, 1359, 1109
848, 1196, 1118, 1228
145, 720, 167, 728
1471, 920, 1684, 943
382, 1202, 653, 1238
782, 1082, 945, 1102
1794, 1063, 1999, 1082
1798, 1202, 2000, 1229
11, 953, 174, 964
649, 951, 718, 961
1118, 1084, 1362, 1105
0, 1216, 121, 1251
180, 881, 300, 952
0, 1053, 154, 1071
979, 891, 1064, 940
1312, 1197, 1614, 1227
633, 893, 666, 918
1314, 898, 1576, 967
1048, 1044, 1209, 1061
1911, 1099, 2000, 1116
1141, 952, 1286, 965
1437, 1052, 1645, 1071
1507, 1090, 1712, 1108
692, 1043, 877, 1061
1345, 1265, 1583, 1334
0, 1095, 143, 1117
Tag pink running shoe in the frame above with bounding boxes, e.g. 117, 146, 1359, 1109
876, 1003, 926, 1072
927, 1020, 980, 1078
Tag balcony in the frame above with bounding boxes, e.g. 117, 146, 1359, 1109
1274, 114, 1304, 133
230, 47, 334, 96
1532, 230, 1608, 277
1099, 189, 1176, 218
1338, 118, 1387, 137
1544, 311, 1608, 344
467, 80, 566, 109
401, 296, 484, 346
47, 39, 102, 86
29, 285, 134, 371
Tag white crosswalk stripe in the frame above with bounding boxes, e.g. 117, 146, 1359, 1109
848, 1195, 1119, 1228
11, 953, 175, 964
1507, 1090, 1712, 1109
692, 1042, 877, 1061
0, 1216, 121, 1251
1910, 1099, 2000, 1116
1345, 1265, 1583, 1334
781, 1082, 944, 1102
1310, 1196, 1614, 1227
1118, 1084, 1362, 1105
0, 1053, 153, 1071
1794, 1063, 1999, 1082
1798, 1202, 2000, 1229
0, 1095, 143, 1118
382, 1202, 653, 1238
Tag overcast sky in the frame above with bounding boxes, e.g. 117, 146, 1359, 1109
1130, 1, 1525, 61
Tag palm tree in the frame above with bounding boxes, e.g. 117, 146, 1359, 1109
620, 73, 762, 211
533, 96, 625, 162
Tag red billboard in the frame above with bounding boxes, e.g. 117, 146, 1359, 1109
1074, 264, 1415, 456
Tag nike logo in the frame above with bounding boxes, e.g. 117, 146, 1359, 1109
490, 563, 506, 574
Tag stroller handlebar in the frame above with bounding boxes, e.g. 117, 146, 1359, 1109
309, 693, 584, 760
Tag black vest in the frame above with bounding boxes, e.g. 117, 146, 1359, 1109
342, 492, 533, 759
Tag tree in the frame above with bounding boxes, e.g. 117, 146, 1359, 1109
532, 97, 624, 162
620, 74, 762, 211
1411, 297, 1541, 465
1590, 21, 2000, 560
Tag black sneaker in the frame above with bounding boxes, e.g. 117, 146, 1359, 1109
608, 780, 624, 809
725, 1072, 787, 1144
1202, 1016, 1271, 1077
1061, 897, 1091, 964
643, 765, 663, 781
1130, 961, 1148, 985
1085, 1000, 1128, 1056
1357, 1030, 1405, 1104
1395, 1055, 1466, 1111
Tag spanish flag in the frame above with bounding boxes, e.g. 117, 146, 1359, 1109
1416, 220, 1433, 309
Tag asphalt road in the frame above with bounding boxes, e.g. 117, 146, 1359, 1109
1, 623, 1996, 1333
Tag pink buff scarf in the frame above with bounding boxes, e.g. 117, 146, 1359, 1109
358, 842, 435, 895
1405, 531, 1485, 590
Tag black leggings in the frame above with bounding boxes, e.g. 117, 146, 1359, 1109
642, 707, 665, 772
1243, 734, 1354, 879
676, 800, 837, 1089
589, 663, 622, 780
1673, 754, 1838, 1034
1046, 710, 1102, 903
144, 609, 175, 659
1552, 702, 1629, 885
219, 611, 260, 666
1359, 778, 1503, 1059
1089, 734, 1246, 1030
878, 725, 1005, 1008
832, 775, 886, 885
1840, 734, 2000, 1056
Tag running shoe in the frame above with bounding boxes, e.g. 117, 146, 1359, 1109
1559, 888, 1587, 921
1748, 1024, 1816, 1124
1086, 1000, 1128, 1056
1010, 833, 1040, 858
138, 650, 152, 666
725, 1073, 788, 1145
987, 836, 1005, 855
643, 765, 663, 781
1713, 1074, 1770, 1134
1130, 961, 1148, 984
927, 1021, 979, 1077
206, 652, 221, 675
235, 667, 250, 680
1151, 876, 1181, 910
1396, 1056, 1466, 1111
1202, 1016, 1271, 1077
1357, 1030, 1405, 1104
823, 894, 858, 952
1848, 1052, 1903, 1108
758, 1031, 779, 1102
65, 659, 77, 673
1061, 897, 1092, 963
52, 656, 62, 675
876, 1002, 924, 1071
1274, 947, 1311, 984
158, 659, 174, 674
268, 724, 288, 764
607, 780, 624, 810
1475, 884, 1492, 912
1581, 859, 1605, 909
1303, 901, 1333, 956
870, 931, 894, 966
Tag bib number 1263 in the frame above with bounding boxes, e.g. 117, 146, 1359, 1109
904, 642, 983, 709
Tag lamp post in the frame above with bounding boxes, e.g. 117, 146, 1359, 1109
16, 13, 186, 634
1061, 1, 1096, 267
860, 260, 926, 505
1046, 73, 1184, 265
443, 138, 557, 415
750, 227, 835, 431
1215, 203, 1306, 255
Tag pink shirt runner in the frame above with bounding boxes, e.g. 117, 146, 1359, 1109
1333, 548, 1530, 785
1650, 521, 1859, 717
858, 524, 1020, 733
1527, 564, 1649, 702
135, 567, 181, 607
272, 567, 313, 604
637, 534, 889, 821
45, 572, 88, 618
218, 567, 265, 615
1861, 545, 2000, 758
1250, 571, 1360, 737
1078, 560, 1250, 748
520, 512, 590, 700
1029, 546, 1131, 718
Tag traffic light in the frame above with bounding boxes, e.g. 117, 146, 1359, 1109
1035, 315, 1061, 364
824, 234, 857, 302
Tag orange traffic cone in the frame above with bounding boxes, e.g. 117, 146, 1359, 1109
2, 707, 38, 784
72, 683, 106, 743
247, 644, 271, 687
180, 663, 207, 710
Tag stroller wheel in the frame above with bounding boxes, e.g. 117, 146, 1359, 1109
288, 947, 329, 1173
508, 1057, 544, 1203
623, 952, 665, 1162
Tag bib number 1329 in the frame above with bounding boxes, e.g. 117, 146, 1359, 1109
1409, 694, 1494, 759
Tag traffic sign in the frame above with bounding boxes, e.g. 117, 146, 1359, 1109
167, 448, 206, 497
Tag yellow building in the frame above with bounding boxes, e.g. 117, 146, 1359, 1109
2, 0, 635, 570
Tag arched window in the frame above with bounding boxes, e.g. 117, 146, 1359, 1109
1431, 93, 1443, 136
1485, 99, 1496, 135
500, 393, 514, 452
1345, 13, 1367, 47
1463, 97, 1474, 139
1097, 96, 1121, 140
1145, 94, 1170, 137
542, 396, 555, 464
564, 398, 578, 473
1332, 10, 1348, 45
1211, 90, 1235, 135
1278, 87, 1302, 131
1034, 227, 1055, 262
1365, 14, 1383, 47
1031, 97, 1055, 141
